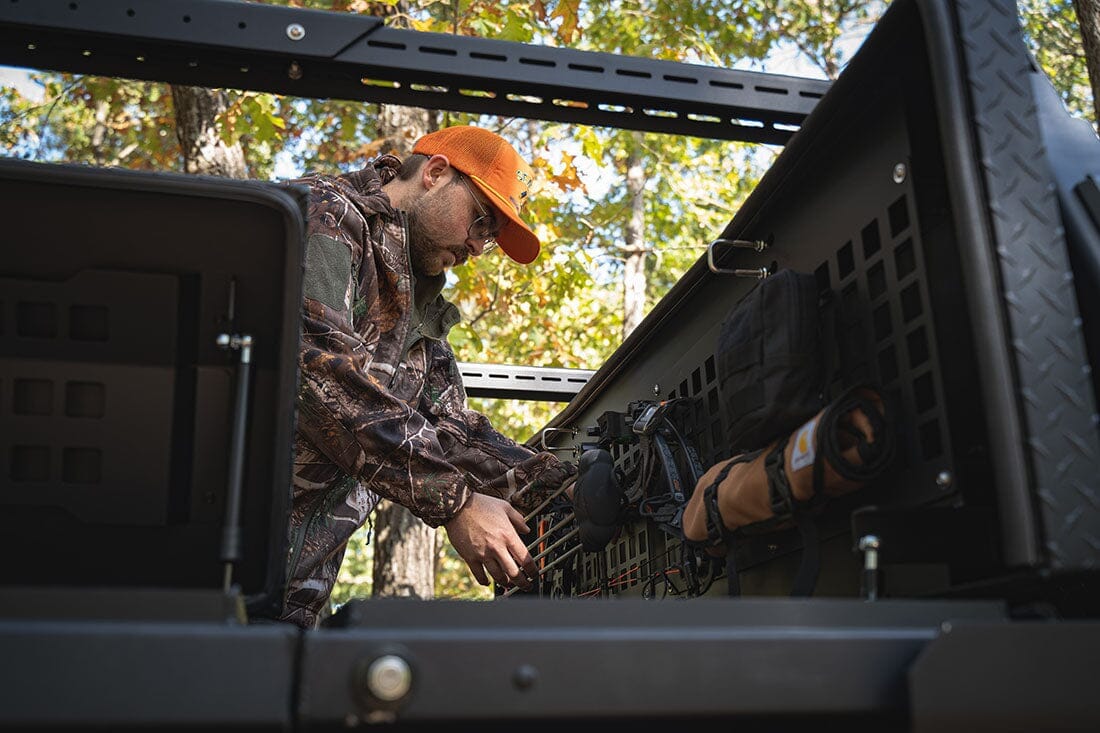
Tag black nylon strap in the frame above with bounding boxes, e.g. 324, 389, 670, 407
698, 384, 893, 599
703, 479, 728, 548
724, 333, 762, 374
697, 452, 759, 549
761, 436, 819, 596
724, 544, 741, 597
788, 503, 821, 596
764, 437, 793, 515
729, 384, 766, 416
816, 384, 895, 487
793, 384, 894, 596
691, 450, 760, 597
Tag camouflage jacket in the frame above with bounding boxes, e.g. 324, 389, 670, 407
280, 157, 575, 628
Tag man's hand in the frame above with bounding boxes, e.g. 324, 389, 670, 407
443, 492, 538, 590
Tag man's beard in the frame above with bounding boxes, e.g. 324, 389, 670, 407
406, 198, 467, 276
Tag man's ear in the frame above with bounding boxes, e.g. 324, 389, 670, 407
421, 154, 451, 190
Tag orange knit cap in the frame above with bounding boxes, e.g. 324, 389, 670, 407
413, 126, 540, 264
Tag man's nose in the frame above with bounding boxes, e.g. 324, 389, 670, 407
465, 236, 485, 257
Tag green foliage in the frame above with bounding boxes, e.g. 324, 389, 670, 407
436, 529, 494, 599
1019, 0, 1094, 123
329, 525, 374, 608
331, 525, 492, 612
1, 75, 178, 168
432, 1, 793, 441
3, 0, 1093, 603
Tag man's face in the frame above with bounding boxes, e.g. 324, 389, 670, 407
406, 172, 500, 277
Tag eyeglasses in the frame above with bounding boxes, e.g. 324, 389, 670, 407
455, 174, 500, 252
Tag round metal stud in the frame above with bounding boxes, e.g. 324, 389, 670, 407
365, 655, 412, 702
512, 664, 538, 691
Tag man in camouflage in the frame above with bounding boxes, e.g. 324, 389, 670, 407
280, 126, 575, 627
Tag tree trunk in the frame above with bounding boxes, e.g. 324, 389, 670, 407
1075, 0, 1100, 126
622, 134, 647, 340
370, 499, 438, 598
370, 98, 439, 599
171, 85, 247, 178
377, 104, 434, 157
90, 99, 109, 167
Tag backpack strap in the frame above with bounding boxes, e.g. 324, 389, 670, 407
788, 384, 896, 596
761, 435, 819, 597
687, 436, 822, 598
688, 449, 762, 596
705, 466, 743, 597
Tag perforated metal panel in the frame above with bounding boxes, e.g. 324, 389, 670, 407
540, 177, 959, 598
0, 271, 181, 525
526, 0, 1100, 603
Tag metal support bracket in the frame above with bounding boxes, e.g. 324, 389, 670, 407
539, 426, 579, 453
706, 238, 771, 277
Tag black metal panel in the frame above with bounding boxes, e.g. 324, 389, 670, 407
0, 0, 379, 56
0, 159, 304, 615
299, 597, 1004, 726
335, 25, 825, 143
1040, 70, 1100, 497
0, 0, 829, 144
1, 270, 181, 526
0, 0, 1094, 729
944, 0, 1100, 570
526, 0, 1100, 603
528, 0, 971, 600
0, 587, 247, 624
909, 621, 1100, 731
0, 617, 299, 729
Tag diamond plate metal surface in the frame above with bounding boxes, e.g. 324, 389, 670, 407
954, 0, 1100, 569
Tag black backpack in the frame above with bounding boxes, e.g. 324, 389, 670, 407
710, 268, 842, 597
716, 268, 827, 453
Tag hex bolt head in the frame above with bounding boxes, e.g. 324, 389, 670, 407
286, 23, 306, 41
365, 655, 412, 702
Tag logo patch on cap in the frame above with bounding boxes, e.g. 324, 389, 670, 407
516, 169, 532, 199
